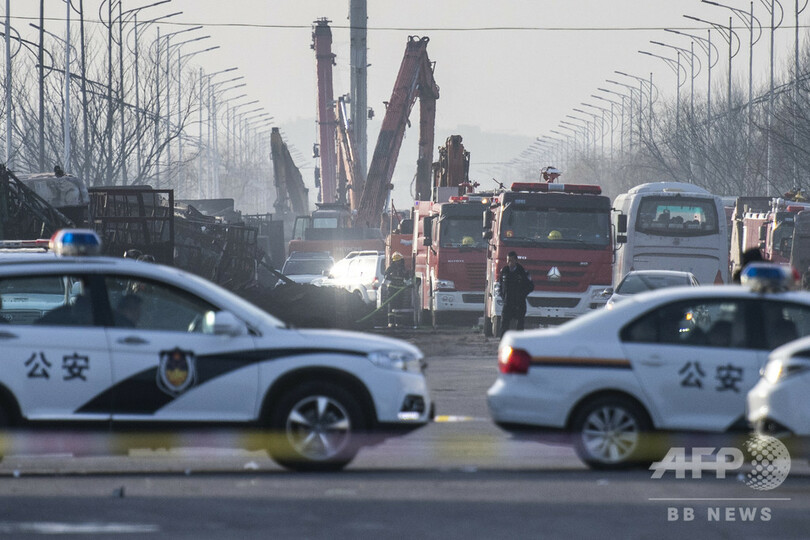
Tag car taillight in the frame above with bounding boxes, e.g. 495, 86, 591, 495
498, 347, 531, 374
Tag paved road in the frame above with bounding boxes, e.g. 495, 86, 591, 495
0, 329, 807, 538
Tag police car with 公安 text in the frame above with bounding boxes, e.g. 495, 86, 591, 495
748, 332, 810, 451
488, 263, 810, 469
0, 230, 432, 471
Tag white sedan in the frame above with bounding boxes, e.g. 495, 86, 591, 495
488, 267, 810, 469
0, 231, 432, 471
748, 336, 810, 446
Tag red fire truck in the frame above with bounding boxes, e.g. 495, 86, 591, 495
730, 196, 810, 275
412, 193, 492, 327
482, 182, 613, 336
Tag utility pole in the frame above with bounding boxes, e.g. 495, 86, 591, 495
38, 1, 44, 171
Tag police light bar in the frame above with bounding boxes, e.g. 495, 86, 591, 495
740, 262, 798, 292
448, 195, 488, 204
510, 183, 601, 195
0, 239, 50, 249
49, 229, 102, 256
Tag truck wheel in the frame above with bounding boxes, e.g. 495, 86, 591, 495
571, 395, 652, 470
268, 381, 366, 472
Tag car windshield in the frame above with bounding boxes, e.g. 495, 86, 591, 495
282, 259, 333, 275
500, 206, 610, 247
439, 217, 485, 248
616, 273, 691, 295
635, 196, 719, 236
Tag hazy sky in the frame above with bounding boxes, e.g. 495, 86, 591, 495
7, 1, 807, 207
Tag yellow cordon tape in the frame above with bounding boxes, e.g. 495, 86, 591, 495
434, 415, 487, 423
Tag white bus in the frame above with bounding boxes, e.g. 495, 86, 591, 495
613, 182, 729, 286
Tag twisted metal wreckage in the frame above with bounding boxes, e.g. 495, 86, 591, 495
0, 166, 374, 329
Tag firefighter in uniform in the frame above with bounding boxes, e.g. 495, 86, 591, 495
384, 252, 409, 327
499, 250, 534, 337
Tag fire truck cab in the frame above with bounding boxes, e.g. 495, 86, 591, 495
412, 192, 492, 327
482, 182, 613, 336
730, 197, 810, 276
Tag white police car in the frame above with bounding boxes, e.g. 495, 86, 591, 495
488, 263, 810, 469
748, 335, 810, 448
0, 230, 432, 471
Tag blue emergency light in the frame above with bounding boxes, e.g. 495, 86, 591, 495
740, 262, 798, 292
49, 229, 102, 256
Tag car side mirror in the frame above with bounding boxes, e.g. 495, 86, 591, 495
601, 288, 614, 297
617, 214, 627, 234
205, 311, 247, 337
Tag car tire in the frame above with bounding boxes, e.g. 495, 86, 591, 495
571, 395, 652, 470
268, 381, 366, 472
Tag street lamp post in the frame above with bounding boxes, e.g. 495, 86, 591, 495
210, 80, 247, 195
605, 81, 638, 150
30, 20, 80, 172
164, 35, 210, 187
684, 14, 739, 122
758, 0, 784, 194
702, 1, 762, 144
639, 49, 683, 131
651, 40, 702, 120
127, 10, 182, 182
557, 122, 582, 157
615, 71, 655, 144
4, 0, 10, 168
592, 95, 622, 159
597, 87, 630, 154
175, 45, 218, 195
564, 115, 591, 157
152, 25, 203, 187
580, 103, 610, 158
570, 111, 596, 159
197, 67, 238, 197
229, 99, 259, 165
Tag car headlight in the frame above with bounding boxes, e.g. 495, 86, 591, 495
763, 360, 784, 384
368, 350, 423, 373
763, 359, 809, 383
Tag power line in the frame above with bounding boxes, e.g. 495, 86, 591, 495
11, 16, 810, 33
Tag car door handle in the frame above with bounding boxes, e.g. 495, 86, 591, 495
640, 357, 664, 367
116, 336, 149, 345
0, 331, 18, 340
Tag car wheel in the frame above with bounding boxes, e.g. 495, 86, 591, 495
571, 396, 651, 469
268, 381, 366, 471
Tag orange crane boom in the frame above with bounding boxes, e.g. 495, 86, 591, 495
356, 36, 439, 227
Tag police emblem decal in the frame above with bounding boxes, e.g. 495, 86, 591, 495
547, 266, 561, 280
157, 348, 196, 396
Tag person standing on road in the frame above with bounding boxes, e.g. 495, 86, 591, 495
499, 251, 534, 337
384, 252, 409, 327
